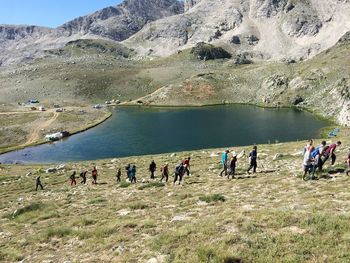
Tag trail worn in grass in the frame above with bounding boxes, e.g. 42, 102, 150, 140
0, 130, 350, 262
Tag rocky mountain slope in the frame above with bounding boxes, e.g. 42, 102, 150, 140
126, 0, 350, 61
0, 0, 183, 66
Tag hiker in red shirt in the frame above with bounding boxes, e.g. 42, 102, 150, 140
160, 163, 169, 183
322, 141, 341, 165
92, 167, 98, 184
183, 157, 191, 176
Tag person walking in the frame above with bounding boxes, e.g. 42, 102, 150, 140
149, 160, 157, 180
116, 168, 121, 183
130, 165, 137, 183
183, 157, 191, 176
160, 163, 169, 183
323, 141, 341, 165
92, 167, 98, 184
125, 164, 131, 181
219, 150, 230, 177
35, 176, 44, 191
247, 146, 258, 174
80, 170, 87, 184
302, 146, 313, 180
174, 162, 185, 185
346, 153, 350, 176
70, 171, 77, 186
228, 152, 237, 179
315, 141, 327, 171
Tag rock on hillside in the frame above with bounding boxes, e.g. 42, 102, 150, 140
0, 0, 183, 66
125, 0, 350, 61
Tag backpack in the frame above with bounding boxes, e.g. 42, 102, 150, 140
175, 164, 183, 174
311, 148, 319, 158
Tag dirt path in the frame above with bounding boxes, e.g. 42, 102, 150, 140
23, 111, 60, 146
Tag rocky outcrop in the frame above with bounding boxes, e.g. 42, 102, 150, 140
184, 0, 201, 12
126, 0, 350, 60
0, 0, 183, 66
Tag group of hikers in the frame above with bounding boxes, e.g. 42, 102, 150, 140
302, 139, 350, 180
34, 140, 350, 190
219, 145, 258, 178
35, 158, 192, 190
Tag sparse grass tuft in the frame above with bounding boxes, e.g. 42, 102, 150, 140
128, 202, 149, 210
10, 202, 42, 219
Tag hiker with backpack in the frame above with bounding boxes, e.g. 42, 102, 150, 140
183, 157, 191, 176
247, 146, 258, 174
35, 176, 44, 191
322, 141, 342, 166
116, 168, 121, 183
149, 160, 157, 180
228, 152, 237, 179
92, 167, 98, 184
174, 162, 185, 185
129, 165, 137, 183
160, 163, 169, 183
219, 150, 230, 177
314, 141, 327, 171
70, 171, 77, 186
80, 170, 87, 184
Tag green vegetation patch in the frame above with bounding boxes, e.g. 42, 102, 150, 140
199, 194, 226, 203
191, 42, 232, 61
138, 182, 165, 190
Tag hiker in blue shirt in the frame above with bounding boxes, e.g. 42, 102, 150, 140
219, 150, 230, 177
129, 165, 136, 183
247, 145, 258, 174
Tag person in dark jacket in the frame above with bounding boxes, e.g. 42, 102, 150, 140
35, 176, 44, 191
228, 152, 237, 179
174, 162, 185, 185
149, 160, 157, 179
116, 168, 121, 183
247, 145, 258, 174
70, 171, 77, 186
80, 170, 87, 184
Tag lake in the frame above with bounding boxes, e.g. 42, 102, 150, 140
0, 105, 330, 164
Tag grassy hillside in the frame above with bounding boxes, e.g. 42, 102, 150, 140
1, 130, 349, 262
0, 38, 349, 124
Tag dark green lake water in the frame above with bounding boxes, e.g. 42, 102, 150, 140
0, 105, 330, 164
